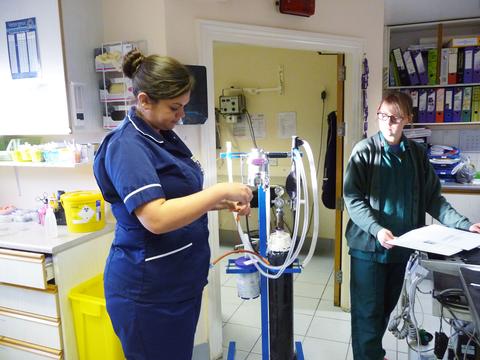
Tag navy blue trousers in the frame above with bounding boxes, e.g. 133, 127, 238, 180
106, 291, 203, 360
350, 257, 406, 360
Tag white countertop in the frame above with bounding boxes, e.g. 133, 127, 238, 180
0, 222, 114, 254
442, 182, 480, 192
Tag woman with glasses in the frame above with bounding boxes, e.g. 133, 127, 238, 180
343, 91, 480, 360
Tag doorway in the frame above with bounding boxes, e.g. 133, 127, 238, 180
198, 20, 364, 359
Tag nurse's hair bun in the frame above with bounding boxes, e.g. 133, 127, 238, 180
123, 49, 145, 79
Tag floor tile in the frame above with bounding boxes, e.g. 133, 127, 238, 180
307, 316, 351, 343
321, 284, 334, 301
222, 275, 237, 288
251, 335, 304, 354
346, 342, 353, 360
314, 299, 351, 321
397, 339, 409, 354
386, 349, 408, 360
222, 323, 261, 352
222, 285, 244, 306
294, 296, 320, 316
228, 298, 262, 328
294, 280, 325, 298
302, 260, 334, 275
383, 329, 399, 351
302, 337, 349, 360
222, 301, 241, 322
296, 267, 331, 285
222, 347, 249, 360
245, 353, 262, 360
294, 313, 314, 336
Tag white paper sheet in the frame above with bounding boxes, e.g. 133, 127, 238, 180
277, 112, 296, 138
389, 224, 480, 256
251, 113, 266, 139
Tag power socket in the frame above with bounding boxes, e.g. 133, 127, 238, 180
225, 115, 238, 123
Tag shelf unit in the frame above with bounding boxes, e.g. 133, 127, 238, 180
94, 41, 145, 130
388, 82, 480, 90
0, 161, 90, 168
384, 17, 480, 86
384, 17, 480, 126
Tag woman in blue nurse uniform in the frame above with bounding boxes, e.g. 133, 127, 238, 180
93, 49, 253, 360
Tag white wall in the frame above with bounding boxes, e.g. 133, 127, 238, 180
62, 0, 104, 136
0, 0, 105, 209
163, 0, 384, 140
102, 0, 167, 55
385, 0, 480, 25
100, 0, 385, 152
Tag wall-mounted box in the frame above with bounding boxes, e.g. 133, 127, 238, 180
219, 95, 246, 115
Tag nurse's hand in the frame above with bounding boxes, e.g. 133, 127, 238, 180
211, 200, 251, 216
218, 182, 253, 204
377, 228, 395, 249
469, 223, 480, 233
232, 202, 251, 216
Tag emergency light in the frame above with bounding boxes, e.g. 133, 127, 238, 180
277, 0, 315, 17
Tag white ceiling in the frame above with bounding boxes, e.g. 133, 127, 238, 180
385, 0, 480, 25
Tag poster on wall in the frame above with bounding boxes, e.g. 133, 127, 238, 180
278, 111, 297, 138
5, 17, 41, 79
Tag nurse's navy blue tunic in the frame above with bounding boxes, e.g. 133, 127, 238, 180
93, 107, 210, 359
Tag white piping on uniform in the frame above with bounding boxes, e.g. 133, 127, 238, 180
128, 114, 164, 144
124, 184, 162, 203
145, 242, 193, 262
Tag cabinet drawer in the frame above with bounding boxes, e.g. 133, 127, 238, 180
0, 337, 62, 360
0, 283, 59, 319
0, 307, 62, 350
0, 249, 54, 289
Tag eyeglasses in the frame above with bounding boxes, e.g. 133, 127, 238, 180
377, 112, 403, 124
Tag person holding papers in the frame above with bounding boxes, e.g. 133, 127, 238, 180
343, 91, 480, 360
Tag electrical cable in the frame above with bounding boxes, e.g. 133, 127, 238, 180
305, 96, 326, 238
443, 306, 480, 347
245, 214, 256, 250
244, 109, 258, 149
436, 291, 480, 356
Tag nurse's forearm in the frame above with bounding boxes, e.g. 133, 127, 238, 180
135, 183, 249, 234
210, 200, 237, 211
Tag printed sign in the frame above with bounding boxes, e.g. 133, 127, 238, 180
6, 17, 41, 79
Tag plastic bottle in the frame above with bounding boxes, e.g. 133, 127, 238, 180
44, 205, 58, 238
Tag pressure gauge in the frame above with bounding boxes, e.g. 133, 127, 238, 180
274, 186, 285, 197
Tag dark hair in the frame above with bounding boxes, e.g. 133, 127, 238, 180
122, 49, 194, 101
378, 91, 413, 119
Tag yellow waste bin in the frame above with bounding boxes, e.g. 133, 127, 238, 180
61, 191, 106, 233
69, 274, 124, 360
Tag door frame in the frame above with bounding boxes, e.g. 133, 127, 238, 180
197, 20, 364, 359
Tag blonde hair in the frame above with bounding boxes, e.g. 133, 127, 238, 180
378, 91, 413, 119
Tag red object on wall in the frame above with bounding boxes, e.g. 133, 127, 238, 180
278, 0, 315, 17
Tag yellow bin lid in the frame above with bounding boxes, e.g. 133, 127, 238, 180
61, 191, 103, 203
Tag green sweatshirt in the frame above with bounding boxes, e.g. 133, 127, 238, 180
344, 132, 472, 260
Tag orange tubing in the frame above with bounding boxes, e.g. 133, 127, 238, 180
211, 249, 270, 266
